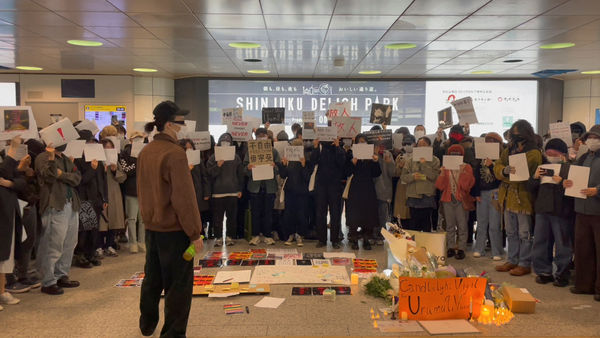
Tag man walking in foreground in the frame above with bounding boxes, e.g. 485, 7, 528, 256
137, 101, 204, 337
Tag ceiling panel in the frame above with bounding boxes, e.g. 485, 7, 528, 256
184, 0, 262, 14
405, 0, 489, 15
329, 15, 399, 30
517, 15, 599, 30
129, 13, 201, 27
57, 11, 140, 27
32, 0, 119, 12
85, 26, 154, 39
474, 40, 537, 50
475, 0, 568, 15
545, 0, 600, 15
0, 11, 77, 26
381, 29, 445, 41
144, 26, 213, 40
106, 0, 191, 13
325, 29, 386, 41
267, 29, 327, 41
264, 15, 330, 30
334, 0, 413, 15
108, 38, 169, 49
1, 0, 48, 11
438, 29, 505, 41
261, 0, 336, 15
197, 14, 265, 29
425, 40, 485, 51
208, 29, 268, 41
453, 16, 534, 30
391, 15, 466, 30
494, 29, 565, 41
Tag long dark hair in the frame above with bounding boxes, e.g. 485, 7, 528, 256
509, 119, 536, 153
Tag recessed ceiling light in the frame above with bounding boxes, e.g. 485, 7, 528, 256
539, 42, 575, 49
229, 42, 261, 49
359, 70, 382, 75
16, 66, 43, 71
247, 69, 270, 74
385, 43, 417, 50
503, 59, 523, 63
581, 70, 600, 75
67, 39, 103, 47
471, 70, 493, 74
244, 58, 262, 62
133, 68, 158, 72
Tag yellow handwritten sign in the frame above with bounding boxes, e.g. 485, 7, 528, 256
398, 277, 486, 320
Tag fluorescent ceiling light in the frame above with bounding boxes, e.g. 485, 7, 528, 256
539, 42, 575, 49
385, 43, 417, 50
359, 70, 382, 75
67, 39, 103, 47
133, 68, 158, 72
16, 66, 43, 71
247, 69, 270, 74
229, 42, 261, 49
581, 70, 600, 75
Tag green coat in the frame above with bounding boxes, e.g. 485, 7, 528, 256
243, 148, 281, 194
494, 147, 542, 215
400, 154, 440, 198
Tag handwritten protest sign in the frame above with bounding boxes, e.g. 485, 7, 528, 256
326, 102, 351, 120
398, 277, 486, 320
549, 121, 573, 147
262, 107, 285, 124
248, 139, 273, 165
315, 126, 337, 141
364, 129, 392, 151
222, 108, 243, 125
188, 131, 211, 151
332, 116, 362, 138
451, 97, 478, 125
285, 146, 304, 161
228, 120, 253, 142
303, 111, 316, 139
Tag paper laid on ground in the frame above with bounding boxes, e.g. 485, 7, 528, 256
315, 126, 337, 141
84, 144, 107, 162
475, 142, 500, 160
549, 121, 573, 147
539, 164, 561, 185
285, 146, 304, 161
105, 148, 118, 165
130, 142, 145, 158
188, 131, 211, 151
214, 146, 235, 161
565, 165, 590, 199
208, 292, 240, 298
75, 119, 99, 135
378, 320, 424, 333
443, 155, 463, 171
451, 96, 478, 125
214, 270, 252, 284
275, 259, 296, 266
39, 117, 79, 147
352, 143, 374, 160
254, 296, 285, 309
252, 164, 274, 181
273, 141, 288, 157
412, 146, 433, 162
323, 252, 356, 259
392, 133, 403, 149
509, 153, 529, 181
186, 149, 201, 166
0, 106, 39, 141
419, 319, 479, 335
250, 265, 350, 285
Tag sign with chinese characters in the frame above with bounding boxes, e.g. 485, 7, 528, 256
248, 139, 274, 165
332, 116, 362, 138
327, 101, 351, 120
222, 107, 243, 125
262, 107, 285, 124
451, 97, 478, 125
364, 129, 392, 151
228, 120, 253, 142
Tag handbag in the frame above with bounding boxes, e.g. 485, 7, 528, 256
78, 200, 99, 232
308, 164, 318, 192
342, 175, 353, 199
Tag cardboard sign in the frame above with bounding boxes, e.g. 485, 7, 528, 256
0, 106, 39, 141
75, 119, 100, 136
352, 143, 374, 160
188, 131, 212, 151
105, 148, 118, 165
370, 103, 392, 125
364, 129, 392, 151
63, 140, 86, 159
39, 118, 79, 147
252, 164, 274, 181
248, 139, 274, 165
451, 97, 478, 125
84, 143, 107, 162
327, 102, 351, 120
262, 107, 285, 124
214, 145, 235, 161
228, 120, 253, 142
475, 142, 500, 160
443, 155, 463, 170
315, 126, 337, 141
186, 149, 201, 166
222, 107, 243, 125
398, 277, 487, 320
549, 121, 573, 147
438, 107, 453, 129
285, 146, 304, 161
332, 116, 362, 138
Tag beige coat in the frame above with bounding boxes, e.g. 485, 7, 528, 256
99, 163, 126, 231
393, 154, 410, 220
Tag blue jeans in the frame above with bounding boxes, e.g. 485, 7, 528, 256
532, 213, 573, 278
474, 189, 504, 257
38, 202, 79, 287
504, 210, 532, 267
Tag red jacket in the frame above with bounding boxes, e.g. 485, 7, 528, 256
435, 164, 476, 211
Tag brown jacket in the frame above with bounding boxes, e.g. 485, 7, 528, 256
35, 152, 81, 214
137, 133, 202, 241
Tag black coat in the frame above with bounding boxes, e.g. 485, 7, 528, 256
346, 158, 382, 230
191, 163, 210, 212
120, 144, 138, 197
75, 158, 108, 213
0, 156, 27, 261
279, 161, 313, 194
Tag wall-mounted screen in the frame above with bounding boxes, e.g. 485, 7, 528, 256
208, 80, 538, 140
84, 105, 126, 135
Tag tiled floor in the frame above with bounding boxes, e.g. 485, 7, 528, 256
2, 237, 600, 337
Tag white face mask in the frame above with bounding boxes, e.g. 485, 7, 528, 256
220, 141, 230, 147
546, 156, 562, 164
586, 138, 600, 152
414, 130, 425, 140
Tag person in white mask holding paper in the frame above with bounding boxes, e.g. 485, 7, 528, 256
413, 125, 426, 141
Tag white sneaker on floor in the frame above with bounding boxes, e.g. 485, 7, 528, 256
138, 243, 146, 252
295, 234, 304, 247
249, 236, 261, 246
129, 243, 139, 254
96, 248, 104, 257
284, 235, 294, 246
473, 252, 481, 258
225, 236, 235, 246
0, 292, 20, 305
492, 256, 503, 261
215, 238, 223, 247
106, 247, 118, 257
264, 237, 275, 245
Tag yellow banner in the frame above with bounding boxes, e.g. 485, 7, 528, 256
84, 105, 126, 112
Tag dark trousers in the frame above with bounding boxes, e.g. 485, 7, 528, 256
15, 205, 37, 279
140, 230, 193, 338
76, 229, 98, 260
410, 207, 435, 232
236, 188, 250, 239
212, 197, 238, 239
284, 191, 308, 238
307, 192, 317, 234
249, 191, 275, 237
574, 214, 600, 294
316, 183, 342, 244
98, 230, 116, 249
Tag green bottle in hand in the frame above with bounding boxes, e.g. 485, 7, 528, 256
183, 244, 195, 261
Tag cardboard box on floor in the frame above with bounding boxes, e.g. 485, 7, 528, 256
502, 287, 536, 313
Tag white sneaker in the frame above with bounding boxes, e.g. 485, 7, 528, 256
284, 235, 294, 246
492, 256, 503, 261
138, 243, 146, 252
264, 237, 276, 245
129, 243, 139, 254
215, 238, 223, 247
249, 236, 261, 246
295, 234, 304, 247
96, 248, 104, 257
473, 252, 481, 258
106, 247, 118, 257
225, 236, 235, 246
0, 292, 20, 305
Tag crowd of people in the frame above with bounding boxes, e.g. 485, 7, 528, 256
1, 101, 600, 311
